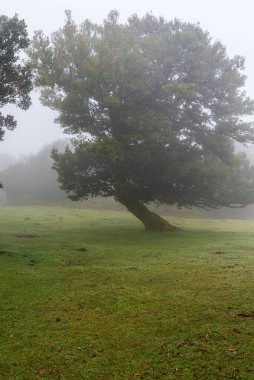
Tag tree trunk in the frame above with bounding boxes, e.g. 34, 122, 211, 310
117, 192, 179, 232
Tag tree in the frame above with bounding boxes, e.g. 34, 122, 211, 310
1, 140, 68, 205
29, 11, 254, 231
0, 153, 16, 171
0, 14, 32, 187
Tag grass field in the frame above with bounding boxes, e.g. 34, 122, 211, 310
1, 206, 254, 379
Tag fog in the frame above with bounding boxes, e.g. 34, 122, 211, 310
2, 141, 254, 220
1, 95, 62, 158
1, 0, 254, 157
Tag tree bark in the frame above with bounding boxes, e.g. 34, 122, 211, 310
117, 192, 179, 232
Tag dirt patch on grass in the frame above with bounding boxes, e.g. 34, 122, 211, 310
237, 312, 254, 318
13, 233, 40, 238
75, 247, 88, 252
0, 250, 11, 255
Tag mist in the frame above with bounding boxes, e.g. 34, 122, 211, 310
1, 93, 64, 158
1, 0, 254, 221
2, 0, 254, 158
1, 139, 254, 220
2, 3, 254, 376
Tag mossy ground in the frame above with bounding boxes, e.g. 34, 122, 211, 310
1, 206, 254, 379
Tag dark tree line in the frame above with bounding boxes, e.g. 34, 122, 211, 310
0, 141, 68, 205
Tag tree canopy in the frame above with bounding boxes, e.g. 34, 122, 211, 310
0, 14, 32, 187
29, 11, 254, 230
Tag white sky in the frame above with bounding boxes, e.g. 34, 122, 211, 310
1, 0, 254, 157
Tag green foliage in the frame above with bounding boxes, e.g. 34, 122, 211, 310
0, 14, 32, 137
30, 11, 254, 215
1, 206, 254, 378
0, 14, 32, 188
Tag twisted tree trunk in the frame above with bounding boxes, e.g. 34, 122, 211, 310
117, 191, 178, 231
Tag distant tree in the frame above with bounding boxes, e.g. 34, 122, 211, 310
0, 14, 32, 187
1, 141, 68, 205
0, 153, 16, 171
29, 11, 254, 231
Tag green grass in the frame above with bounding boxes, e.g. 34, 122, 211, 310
1, 206, 254, 379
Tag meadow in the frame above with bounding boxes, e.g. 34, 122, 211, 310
1, 206, 254, 379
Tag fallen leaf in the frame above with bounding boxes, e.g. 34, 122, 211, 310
197, 346, 208, 352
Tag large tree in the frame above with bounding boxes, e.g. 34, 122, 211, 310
0, 14, 32, 187
29, 11, 254, 231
